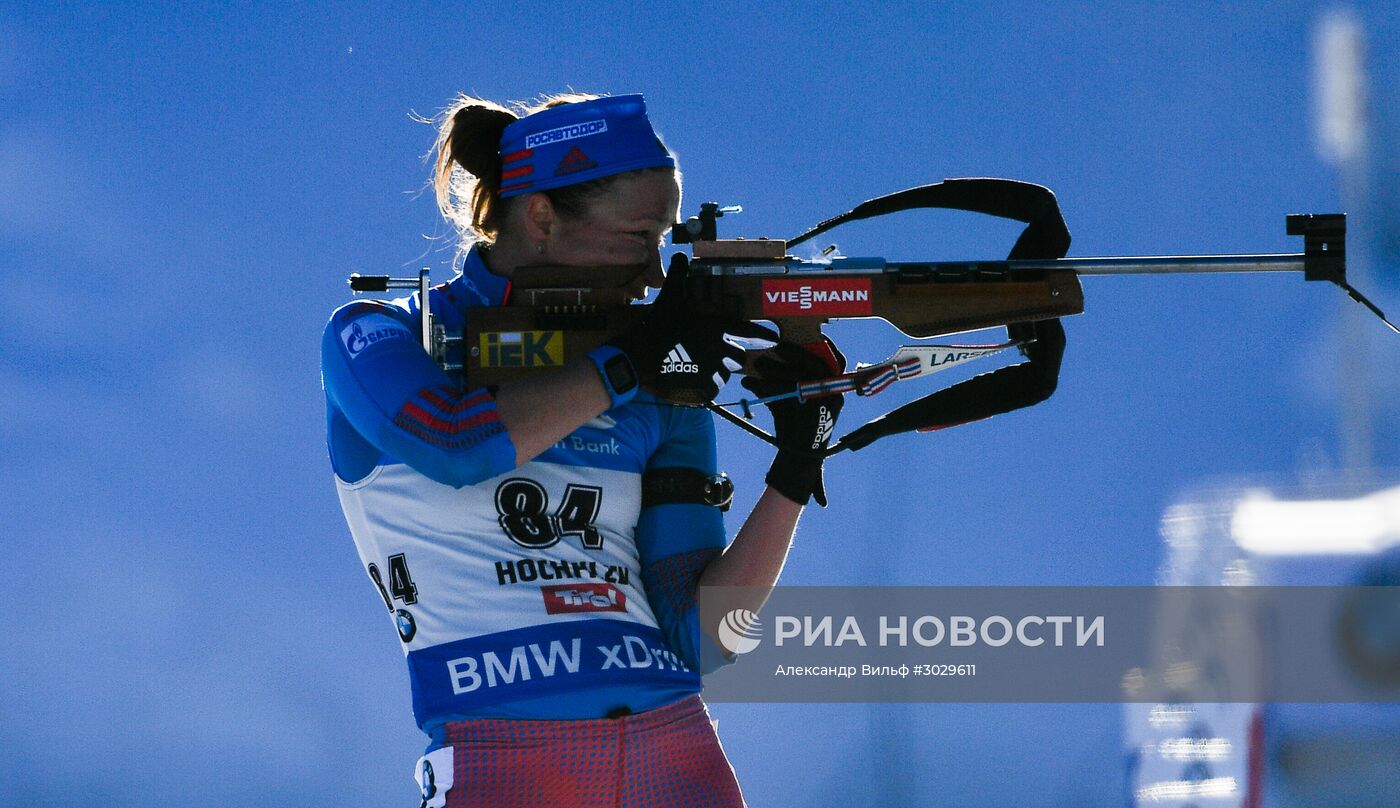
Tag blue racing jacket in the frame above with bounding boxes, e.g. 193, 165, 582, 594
321, 247, 729, 736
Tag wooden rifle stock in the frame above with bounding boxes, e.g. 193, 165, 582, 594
461, 258, 1084, 389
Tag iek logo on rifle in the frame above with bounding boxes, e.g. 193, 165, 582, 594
480, 331, 563, 368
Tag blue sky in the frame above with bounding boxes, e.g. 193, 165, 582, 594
3, 2, 1398, 805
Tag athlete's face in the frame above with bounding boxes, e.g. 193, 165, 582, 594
543, 171, 679, 300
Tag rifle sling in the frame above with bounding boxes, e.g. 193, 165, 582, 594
787, 177, 1070, 258
833, 320, 1065, 452
785, 178, 1073, 453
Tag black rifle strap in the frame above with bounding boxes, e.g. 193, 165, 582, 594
832, 320, 1064, 452
806, 178, 1071, 453
788, 177, 1070, 258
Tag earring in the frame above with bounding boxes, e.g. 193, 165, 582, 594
536, 242, 546, 255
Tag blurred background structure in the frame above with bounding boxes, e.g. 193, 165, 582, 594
1126, 484, 1400, 806
1125, 11, 1400, 807
2, 3, 1398, 805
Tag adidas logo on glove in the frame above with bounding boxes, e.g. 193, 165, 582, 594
813, 405, 836, 449
660, 344, 700, 374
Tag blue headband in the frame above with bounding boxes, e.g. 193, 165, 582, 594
498, 94, 675, 198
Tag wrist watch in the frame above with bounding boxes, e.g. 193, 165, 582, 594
588, 346, 638, 407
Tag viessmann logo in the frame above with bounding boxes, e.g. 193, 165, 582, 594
760, 279, 873, 316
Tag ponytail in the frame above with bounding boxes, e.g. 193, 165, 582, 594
431, 96, 518, 245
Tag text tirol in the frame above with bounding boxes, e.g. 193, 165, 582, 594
760, 279, 873, 316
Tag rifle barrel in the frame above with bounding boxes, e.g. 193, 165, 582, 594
1025, 254, 1307, 276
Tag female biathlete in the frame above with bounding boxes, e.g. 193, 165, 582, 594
320, 92, 844, 806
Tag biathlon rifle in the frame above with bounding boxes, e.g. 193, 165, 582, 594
349, 178, 1396, 455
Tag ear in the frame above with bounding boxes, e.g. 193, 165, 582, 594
522, 192, 556, 242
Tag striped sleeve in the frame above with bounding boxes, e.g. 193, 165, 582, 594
321, 301, 516, 487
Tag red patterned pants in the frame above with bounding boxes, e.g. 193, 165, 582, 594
429, 695, 745, 807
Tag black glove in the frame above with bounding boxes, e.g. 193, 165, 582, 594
741, 339, 845, 507
608, 253, 777, 403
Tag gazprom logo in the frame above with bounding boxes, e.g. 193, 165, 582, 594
525, 119, 608, 149
340, 314, 412, 357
